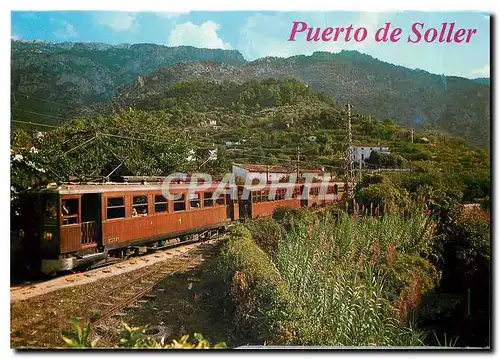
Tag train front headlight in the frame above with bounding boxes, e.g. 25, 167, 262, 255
43, 231, 53, 241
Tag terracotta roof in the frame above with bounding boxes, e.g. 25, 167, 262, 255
351, 144, 389, 148
302, 169, 324, 174
234, 164, 293, 173
234, 164, 326, 174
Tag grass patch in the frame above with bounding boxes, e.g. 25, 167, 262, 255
219, 208, 439, 346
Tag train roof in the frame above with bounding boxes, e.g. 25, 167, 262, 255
237, 181, 343, 190
36, 179, 345, 195
39, 182, 237, 195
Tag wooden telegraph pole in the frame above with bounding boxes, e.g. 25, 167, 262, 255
296, 146, 300, 179
344, 103, 355, 200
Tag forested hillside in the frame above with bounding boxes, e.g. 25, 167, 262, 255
12, 77, 490, 211
11, 41, 245, 123
11, 41, 490, 147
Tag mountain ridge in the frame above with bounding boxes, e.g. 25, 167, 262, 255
11, 40, 490, 147
11, 40, 487, 81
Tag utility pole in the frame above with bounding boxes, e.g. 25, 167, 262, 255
411, 128, 414, 143
359, 158, 362, 182
344, 103, 355, 200
296, 146, 300, 180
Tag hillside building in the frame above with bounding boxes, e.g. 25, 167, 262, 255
350, 144, 390, 167
232, 164, 327, 184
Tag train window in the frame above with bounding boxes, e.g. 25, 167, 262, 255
252, 190, 270, 203
203, 192, 214, 207
190, 193, 201, 209
310, 187, 319, 196
62, 199, 79, 225
215, 194, 225, 206
173, 194, 186, 212
44, 199, 57, 221
333, 184, 339, 195
132, 196, 148, 216
154, 195, 168, 213
107, 197, 125, 220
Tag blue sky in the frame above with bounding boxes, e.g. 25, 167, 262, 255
11, 10, 490, 78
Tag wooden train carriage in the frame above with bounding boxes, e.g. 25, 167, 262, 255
238, 183, 302, 219
302, 182, 345, 207
32, 182, 238, 274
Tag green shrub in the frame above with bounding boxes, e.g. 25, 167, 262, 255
438, 205, 490, 297
272, 206, 317, 229
271, 211, 434, 346
244, 218, 285, 257
223, 209, 438, 346
217, 225, 300, 344
62, 320, 227, 349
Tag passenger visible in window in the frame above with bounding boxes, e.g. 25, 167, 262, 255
62, 201, 70, 215
132, 208, 138, 217
45, 203, 57, 219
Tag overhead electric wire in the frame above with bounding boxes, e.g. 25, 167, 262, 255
12, 100, 351, 153
12, 108, 66, 121
14, 119, 345, 172
11, 119, 60, 129
12, 96, 345, 151
12, 92, 74, 108
12, 119, 180, 147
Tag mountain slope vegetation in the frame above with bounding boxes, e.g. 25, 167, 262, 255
12, 77, 490, 211
11, 41, 246, 124
11, 41, 490, 147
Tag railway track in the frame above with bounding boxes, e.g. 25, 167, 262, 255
10, 237, 223, 348
11, 236, 204, 289
11, 234, 225, 302
91, 239, 220, 326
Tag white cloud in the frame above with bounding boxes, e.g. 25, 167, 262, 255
19, 12, 38, 20
354, 12, 380, 38
238, 12, 393, 60
471, 65, 490, 78
157, 11, 190, 19
167, 21, 231, 49
50, 18, 77, 38
95, 12, 138, 32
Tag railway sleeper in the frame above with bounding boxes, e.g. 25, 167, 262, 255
112, 312, 127, 318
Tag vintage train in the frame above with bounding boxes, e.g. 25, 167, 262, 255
15, 179, 344, 275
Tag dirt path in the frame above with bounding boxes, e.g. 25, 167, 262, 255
11, 239, 236, 348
